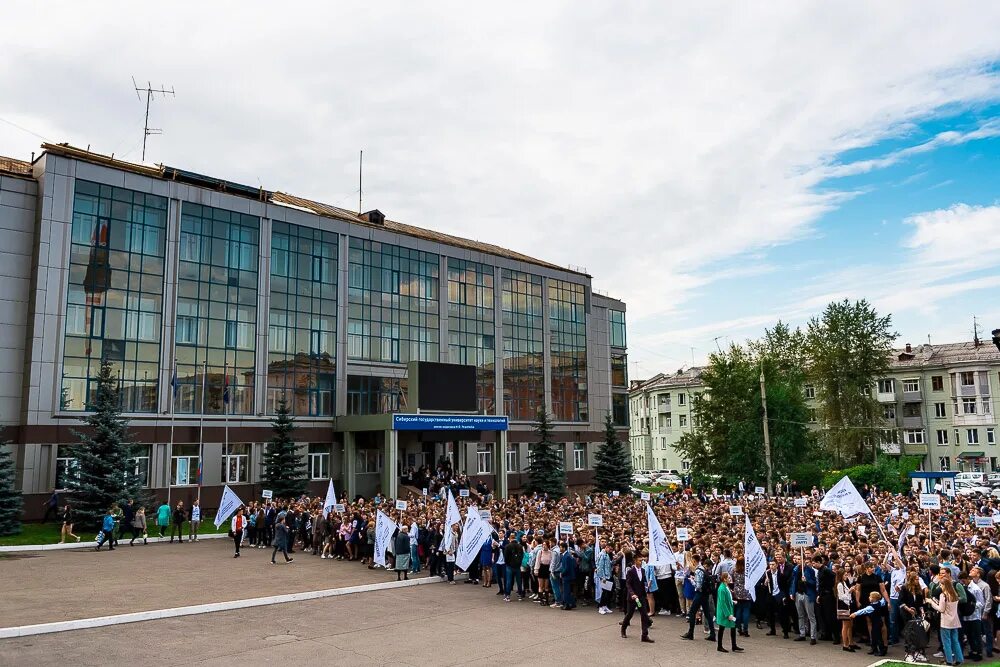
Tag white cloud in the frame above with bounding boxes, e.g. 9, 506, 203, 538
903, 203, 1000, 264
2, 2, 1000, 370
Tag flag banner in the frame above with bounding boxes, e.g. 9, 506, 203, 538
374, 509, 396, 567
645, 503, 675, 567
897, 523, 908, 556
456, 510, 492, 571
594, 527, 602, 603
819, 475, 872, 518
323, 479, 337, 518
214, 485, 244, 528
442, 489, 462, 552
744, 514, 766, 601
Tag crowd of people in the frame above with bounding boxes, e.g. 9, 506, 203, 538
48, 475, 1000, 665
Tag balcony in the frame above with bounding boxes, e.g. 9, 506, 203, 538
902, 442, 928, 456
953, 412, 996, 427
876, 391, 897, 403
902, 390, 922, 403
902, 415, 924, 429
657, 401, 671, 413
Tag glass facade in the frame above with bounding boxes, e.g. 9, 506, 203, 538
549, 279, 588, 422
610, 309, 626, 348
447, 259, 496, 413
611, 352, 627, 388
347, 239, 439, 364
267, 222, 337, 416
62, 180, 167, 412
346, 375, 408, 415
612, 393, 629, 426
501, 270, 544, 421
174, 203, 259, 415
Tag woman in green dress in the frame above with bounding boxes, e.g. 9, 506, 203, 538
715, 571, 744, 653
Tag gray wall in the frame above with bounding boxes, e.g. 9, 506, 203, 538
0, 173, 36, 425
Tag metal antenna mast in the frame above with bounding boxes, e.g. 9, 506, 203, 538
358, 149, 363, 214
132, 77, 175, 162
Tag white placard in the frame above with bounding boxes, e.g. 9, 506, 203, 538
587, 514, 603, 527
612, 490, 620, 497
919, 493, 941, 510
640, 492, 651, 501
975, 516, 993, 528
755, 486, 765, 494
422, 488, 428, 496
459, 489, 470, 498
902, 511, 910, 519
480, 509, 492, 520
676, 527, 689, 542
729, 505, 743, 516
395, 500, 408, 511
794, 497, 808, 508
559, 521, 573, 534
535, 528, 545, 536
333, 503, 346, 513
790, 532, 812, 548
261, 489, 273, 499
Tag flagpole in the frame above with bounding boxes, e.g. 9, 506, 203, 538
198, 358, 207, 500
168, 358, 176, 509
223, 359, 229, 489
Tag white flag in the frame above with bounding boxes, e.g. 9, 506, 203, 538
645, 503, 675, 567
743, 514, 766, 602
323, 479, 337, 518
594, 528, 602, 603
214, 484, 244, 528
442, 488, 462, 552
819, 475, 872, 518
373, 509, 396, 567
456, 510, 492, 571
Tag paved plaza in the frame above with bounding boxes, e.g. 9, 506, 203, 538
0, 540, 879, 667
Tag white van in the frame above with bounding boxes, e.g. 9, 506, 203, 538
956, 472, 986, 485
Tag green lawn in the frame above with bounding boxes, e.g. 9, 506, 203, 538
0, 518, 227, 546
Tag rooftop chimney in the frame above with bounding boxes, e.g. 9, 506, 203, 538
360, 209, 385, 225
905, 343, 912, 353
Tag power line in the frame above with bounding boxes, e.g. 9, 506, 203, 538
0, 115, 49, 141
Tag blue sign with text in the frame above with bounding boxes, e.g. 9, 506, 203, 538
392, 414, 509, 432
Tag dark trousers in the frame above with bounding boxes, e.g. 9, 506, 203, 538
129, 526, 141, 544
657, 577, 680, 614
42, 505, 57, 523
963, 618, 983, 657
718, 626, 738, 649
687, 592, 715, 637
623, 596, 651, 637
778, 596, 795, 636
561, 576, 575, 608
818, 591, 836, 640
170, 522, 184, 542
272, 544, 290, 562
445, 561, 455, 582
233, 529, 243, 555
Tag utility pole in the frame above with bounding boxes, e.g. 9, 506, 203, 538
759, 360, 774, 495
132, 77, 175, 162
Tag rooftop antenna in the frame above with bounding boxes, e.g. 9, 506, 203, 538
974, 315, 983, 347
358, 149, 363, 214
132, 77, 175, 162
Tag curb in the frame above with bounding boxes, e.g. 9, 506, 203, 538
0, 573, 459, 639
864, 661, 893, 667
0, 532, 227, 553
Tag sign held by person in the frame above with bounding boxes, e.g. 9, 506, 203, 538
459, 489, 470, 498
640, 492, 651, 501
919, 494, 940, 510
261, 489, 273, 499
676, 527, 689, 542
587, 514, 603, 527
754, 486, 765, 494
395, 500, 408, 511
794, 497, 808, 508
729, 505, 743, 516
790, 532, 812, 548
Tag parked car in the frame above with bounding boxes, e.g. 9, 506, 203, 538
991, 487, 1000, 499
986, 473, 1000, 487
956, 481, 990, 497
632, 475, 653, 485
956, 472, 987, 485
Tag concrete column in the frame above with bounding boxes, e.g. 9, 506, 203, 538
382, 428, 398, 497
495, 431, 508, 498
343, 431, 357, 500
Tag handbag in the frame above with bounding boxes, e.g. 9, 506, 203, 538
836, 608, 852, 620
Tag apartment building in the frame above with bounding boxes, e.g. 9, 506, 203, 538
628, 339, 1000, 475
627, 367, 703, 471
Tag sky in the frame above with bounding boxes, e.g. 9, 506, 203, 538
2, 2, 1000, 381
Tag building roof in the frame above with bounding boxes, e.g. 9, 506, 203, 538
629, 366, 705, 394
36, 142, 587, 278
890, 340, 1000, 369
0, 155, 32, 177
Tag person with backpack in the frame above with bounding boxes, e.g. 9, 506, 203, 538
502, 531, 525, 602
958, 570, 984, 661
680, 552, 715, 642
94, 508, 116, 551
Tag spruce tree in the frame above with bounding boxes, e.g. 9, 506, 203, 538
261, 399, 307, 498
593, 412, 632, 494
65, 360, 146, 530
0, 427, 23, 536
524, 408, 565, 498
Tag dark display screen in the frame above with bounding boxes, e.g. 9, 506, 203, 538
417, 362, 477, 412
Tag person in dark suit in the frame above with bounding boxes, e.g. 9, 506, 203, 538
775, 552, 797, 638
621, 551, 654, 643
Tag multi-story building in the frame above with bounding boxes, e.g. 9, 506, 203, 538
627, 367, 703, 472
628, 339, 1000, 476
0, 143, 628, 518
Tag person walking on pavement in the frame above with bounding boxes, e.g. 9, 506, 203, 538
95, 508, 116, 551
716, 571, 744, 653
270, 514, 293, 564
156, 501, 171, 538
231, 507, 248, 558
189, 499, 202, 541
681, 552, 715, 642
130, 505, 147, 545
621, 552, 654, 643
169, 500, 186, 543
58, 503, 80, 543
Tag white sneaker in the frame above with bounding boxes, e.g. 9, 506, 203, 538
657, 610, 669, 616
932, 651, 943, 658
